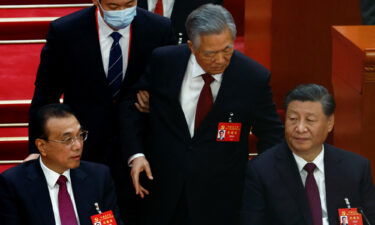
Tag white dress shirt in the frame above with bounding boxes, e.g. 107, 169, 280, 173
293, 146, 329, 225
180, 54, 223, 137
147, 0, 174, 18
40, 158, 80, 225
97, 9, 131, 79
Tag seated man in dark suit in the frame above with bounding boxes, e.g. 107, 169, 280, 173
0, 104, 123, 225
24, 1, 175, 223
241, 84, 375, 225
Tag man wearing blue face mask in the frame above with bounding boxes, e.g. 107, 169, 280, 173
96, 0, 137, 29
26, 0, 175, 224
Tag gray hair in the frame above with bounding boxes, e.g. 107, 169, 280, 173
185, 4, 237, 48
284, 84, 336, 116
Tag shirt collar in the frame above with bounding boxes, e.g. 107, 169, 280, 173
293, 145, 325, 174
189, 54, 223, 82
97, 8, 130, 40
39, 157, 71, 189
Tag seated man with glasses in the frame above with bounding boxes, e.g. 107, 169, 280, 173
0, 103, 123, 225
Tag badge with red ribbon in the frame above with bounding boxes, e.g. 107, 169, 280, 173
91, 203, 118, 225
338, 208, 363, 225
216, 112, 242, 142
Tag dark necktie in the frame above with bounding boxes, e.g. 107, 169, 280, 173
108, 32, 123, 98
195, 73, 214, 131
304, 163, 323, 225
154, 0, 164, 16
57, 175, 78, 225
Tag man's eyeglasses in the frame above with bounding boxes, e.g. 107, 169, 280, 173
46, 130, 88, 146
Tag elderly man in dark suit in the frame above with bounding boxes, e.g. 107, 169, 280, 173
25, 0, 175, 223
138, 0, 223, 44
0, 104, 123, 225
241, 84, 375, 225
119, 4, 283, 225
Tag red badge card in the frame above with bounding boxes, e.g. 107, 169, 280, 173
338, 208, 363, 225
91, 210, 118, 225
216, 122, 242, 142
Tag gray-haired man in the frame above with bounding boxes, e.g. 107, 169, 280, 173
119, 4, 283, 225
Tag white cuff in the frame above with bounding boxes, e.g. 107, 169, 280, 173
128, 153, 145, 167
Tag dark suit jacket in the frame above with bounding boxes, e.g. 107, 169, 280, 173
138, 0, 223, 43
241, 141, 375, 225
28, 6, 175, 164
0, 160, 123, 225
119, 44, 283, 225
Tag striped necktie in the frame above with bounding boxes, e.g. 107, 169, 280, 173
108, 32, 123, 98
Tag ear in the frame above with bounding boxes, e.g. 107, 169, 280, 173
35, 139, 47, 157
187, 40, 195, 54
327, 114, 335, 132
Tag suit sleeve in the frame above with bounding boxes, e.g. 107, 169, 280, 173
241, 161, 269, 225
118, 93, 146, 162
251, 73, 284, 153
118, 50, 159, 162
28, 22, 65, 153
0, 175, 22, 225
360, 159, 375, 223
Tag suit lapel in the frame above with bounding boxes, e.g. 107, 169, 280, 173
27, 161, 55, 225
124, 9, 142, 87
79, 7, 112, 100
275, 142, 313, 225
168, 46, 190, 101
324, 144, 344, 225
166, 45, 192, 140
71, 167, 94, 225
170, 0, 181, 21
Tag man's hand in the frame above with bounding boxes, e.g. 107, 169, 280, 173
23, 153, 40, 162
130, 156, 153, 198
135, 90, 150, 113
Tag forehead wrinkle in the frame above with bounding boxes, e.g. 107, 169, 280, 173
61, 124, 81, 135
288, 110, 318, 117
202, 44, 233, 54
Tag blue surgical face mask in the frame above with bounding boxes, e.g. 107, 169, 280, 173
98, 3, 137, 30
